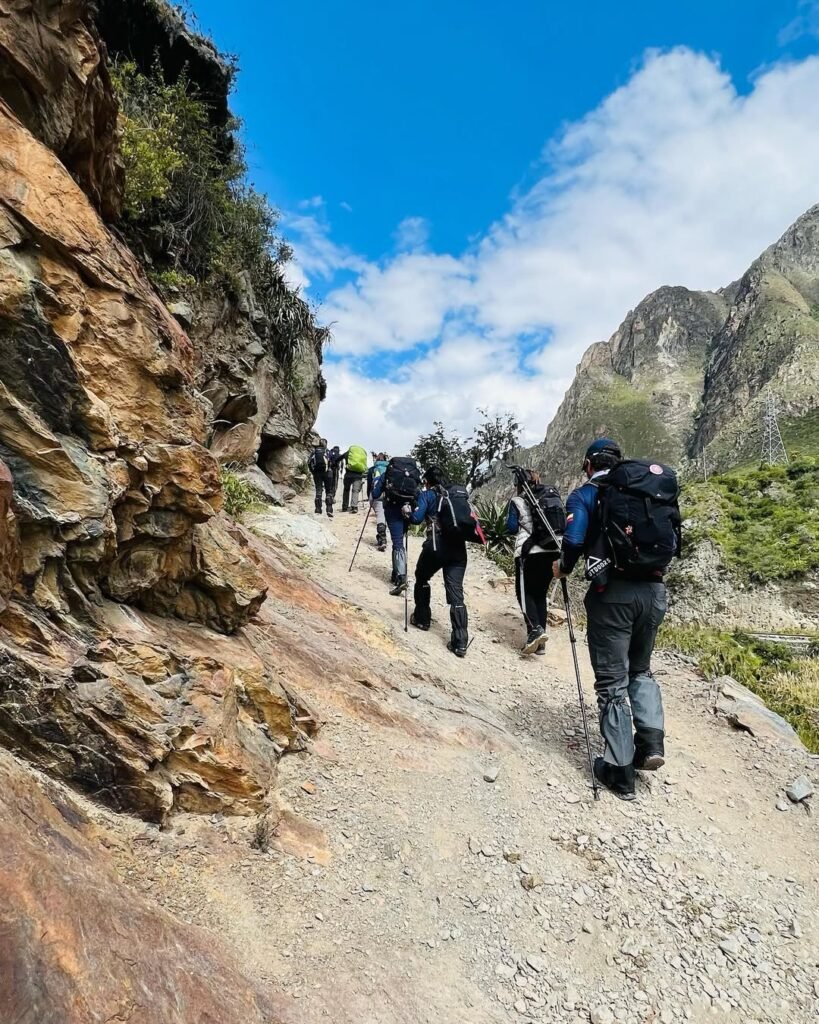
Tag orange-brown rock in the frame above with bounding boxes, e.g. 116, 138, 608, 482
0, 747, 288, 1023
0, 459, 19, 611
0, 0, 123, 218
0, 95, 264, 631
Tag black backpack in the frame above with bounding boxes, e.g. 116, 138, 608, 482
598, 459, 681, 577
521, 484, 565, 556
310, 446, 327, 474
436, 485, 486, 545
383, 457, 422, 504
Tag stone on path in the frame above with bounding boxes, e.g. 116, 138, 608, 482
786, 775, 813, 803
483, 766, 500, 783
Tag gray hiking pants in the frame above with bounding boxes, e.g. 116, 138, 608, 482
584, 580, 667, 767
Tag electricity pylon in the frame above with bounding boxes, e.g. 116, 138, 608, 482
761, 390, 789, 466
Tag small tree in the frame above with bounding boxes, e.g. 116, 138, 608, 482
466, 409, 521, 487
411, 421, 468, 484
411, 410, 520, 489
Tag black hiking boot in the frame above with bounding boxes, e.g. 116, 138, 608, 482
634, 729, 665, 771
594, 757, 636, 801
634, 751, 665, 771
390, 577, 407, 596
410, 613, 430, 631
521, 626, 545, 655
448, 605, 468, 658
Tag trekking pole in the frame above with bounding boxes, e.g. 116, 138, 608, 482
404, 527, 410, 632
348, 502, 374, 572
561, 577, 600, 800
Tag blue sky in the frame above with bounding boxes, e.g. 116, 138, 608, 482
191, 0, 819, 452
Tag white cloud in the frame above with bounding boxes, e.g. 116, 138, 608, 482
393, 216, 430, 251
310, 49, 819, 455
779, 0, 819, 44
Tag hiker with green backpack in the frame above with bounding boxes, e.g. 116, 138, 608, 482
340, 444, 369, 513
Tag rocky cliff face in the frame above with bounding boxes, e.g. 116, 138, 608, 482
0, 0, 327, 827
509, 206, 819, 495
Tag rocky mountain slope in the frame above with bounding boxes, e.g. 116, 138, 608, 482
508, 206, 819, 495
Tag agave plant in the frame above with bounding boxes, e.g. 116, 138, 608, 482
474, 498, 511, 551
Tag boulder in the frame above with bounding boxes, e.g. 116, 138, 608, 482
715, 676, 806, 750
247, 509, 338, 558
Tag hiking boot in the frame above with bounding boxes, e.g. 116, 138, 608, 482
594, 757, 636, 801
634, 751, 665, 771
326, 510, 334, 519
522, 626, 545, 655
314, 506, 322, 514
447, 640, 468, 658
350, 507, 358, 514
535, 646, 546, 656
410, 613, 430, 631
390, 577, 407, 596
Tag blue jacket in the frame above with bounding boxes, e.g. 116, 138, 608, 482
560, 472, 608, 573
506, 501, 520, 534
408, 489, 438, 525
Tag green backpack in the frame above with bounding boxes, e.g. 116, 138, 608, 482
347, 445, 368, 473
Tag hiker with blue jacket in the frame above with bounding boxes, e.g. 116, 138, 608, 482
554, 438, 680, 801
371, 456, 423, 596
367, 453, 389, 552
405, 465, 472, 658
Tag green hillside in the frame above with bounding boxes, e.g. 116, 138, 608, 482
681, 457, 819, 583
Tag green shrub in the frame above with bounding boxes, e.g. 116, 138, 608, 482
680, 456, 819, 582
110, 57, 327, 363
657, 623, 819, 751
220, 469, 267, 518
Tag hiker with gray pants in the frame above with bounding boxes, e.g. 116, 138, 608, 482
554, 438, 679, 801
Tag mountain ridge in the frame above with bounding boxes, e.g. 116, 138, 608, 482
499, 204, 819, 496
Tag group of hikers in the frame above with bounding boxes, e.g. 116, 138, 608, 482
309, 437, 681, 802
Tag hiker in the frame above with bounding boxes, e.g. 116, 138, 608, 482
308, 439, 335, 518
506, 469, 563, 656
553, 438, 681, 800
328, 445, 343, 498
371, 456, 423, 595
367, 452, 389, 552
340, 444, 368, 513
406, 465, 478, 659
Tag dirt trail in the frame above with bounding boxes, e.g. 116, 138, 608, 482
115, 501, 819, 1024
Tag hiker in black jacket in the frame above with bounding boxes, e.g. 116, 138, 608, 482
308, 439, 334, 517
406, 465, 469, 658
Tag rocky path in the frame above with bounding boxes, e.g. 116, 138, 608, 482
112, 502, 818, 1024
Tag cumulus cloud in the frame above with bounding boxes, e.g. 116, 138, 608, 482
300, 49, 819, 454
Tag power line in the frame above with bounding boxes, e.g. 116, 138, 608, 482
761, 389, 789, 466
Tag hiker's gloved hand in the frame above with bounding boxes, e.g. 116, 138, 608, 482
401, 503, 412, 518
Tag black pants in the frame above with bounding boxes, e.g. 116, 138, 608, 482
313, 470, 334, 513
413, 539, 468, 646
584, 580, 667, 769
514, 553, 554, 630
